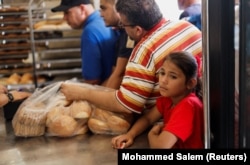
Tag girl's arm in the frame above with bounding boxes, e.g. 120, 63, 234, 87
111, 106, 162, 149
148, 125, 178, 148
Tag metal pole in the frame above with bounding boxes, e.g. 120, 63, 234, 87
202, 0, 211, 149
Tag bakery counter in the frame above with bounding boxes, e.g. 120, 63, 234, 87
0, 110, 149, 165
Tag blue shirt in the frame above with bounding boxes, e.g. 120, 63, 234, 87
179, 3, 201, 30
188, 14, 201, 30
179, 3, 201, 19
81, 11, 119, 84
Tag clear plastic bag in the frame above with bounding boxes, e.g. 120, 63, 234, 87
45, 99, 92, 137
87, 107, 134, 135
12, 81, 92, 137
62, 81, 135, 135
12, 82, 63, 137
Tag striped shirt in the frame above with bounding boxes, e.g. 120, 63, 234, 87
116, 19, 202, 114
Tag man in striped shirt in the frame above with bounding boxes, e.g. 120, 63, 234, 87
60, 0, 202, 115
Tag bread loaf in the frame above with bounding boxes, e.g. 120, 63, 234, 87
46, 106, 64, 126
13, 123, 45, 137
7, 73, 21, 84
107, 115, 131, 134
53, 98, 72, 108
20, 73, 33, 84
33, 20, 47, 29
12, 103, 47, 137
45, 99, 91, 136
0, 7, 26, 12
17, 108, 47, 126
33, 19, 67, 30
88, 118, 110, 134
74, 124, 89, 135
91, 107, 111, 121
47, 115, 78, 137
37, 76, 47, 84
69, 100, 92, 119
88, 107, 134, 135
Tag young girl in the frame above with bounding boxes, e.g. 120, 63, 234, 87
111, 51, 204, 149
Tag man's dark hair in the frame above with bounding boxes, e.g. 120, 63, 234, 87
116, 0, 163, 30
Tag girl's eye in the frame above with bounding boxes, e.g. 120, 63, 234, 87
159, 71, 165, 76
170, 75, 177, 79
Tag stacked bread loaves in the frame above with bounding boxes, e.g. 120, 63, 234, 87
12, 101, 48, 137
6, 73, 22, 84
6, 73, 46, 85
88, 107, 134, 135
33, 13, 71, 30
12, 98, 92, 137
46, 100, 92, 137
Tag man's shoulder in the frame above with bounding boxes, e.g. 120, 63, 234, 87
85, 18, 111, 33
160, 20, 201, 33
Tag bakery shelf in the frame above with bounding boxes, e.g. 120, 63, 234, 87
0, 3, 34, 86
36, 58, 81, 70
0, 54, 28, 60
36, 68, 82, 76
0, 0, 82, 88
0, 11, 28, 15
6, 83, 35, 91
38, 47, 80, 53
0, 63, 32, 68
28, 0, 82, 87
0, 67, 33, 77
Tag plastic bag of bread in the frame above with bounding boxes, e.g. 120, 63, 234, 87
87, 107, 134, 135
45, 100, 93, 137
12, 82, 67, 137
61, 80, 135, 135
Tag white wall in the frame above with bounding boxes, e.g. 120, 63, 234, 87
155, 0, 182, 20
92, 0, 99, 9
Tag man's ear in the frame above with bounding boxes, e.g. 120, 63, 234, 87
187, 78, 197, 90
79, 4, 86, 14
135, 26, 145, 38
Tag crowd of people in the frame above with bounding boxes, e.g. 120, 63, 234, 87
99, 0, 134, 89
59, 0, 203, 149
51, 0, 119, 85
1, 0, 204, 149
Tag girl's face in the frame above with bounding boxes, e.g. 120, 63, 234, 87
158, 60, 189, 100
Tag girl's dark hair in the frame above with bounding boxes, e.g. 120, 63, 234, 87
164, 51, 203, 101
116, 0, 163, 30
